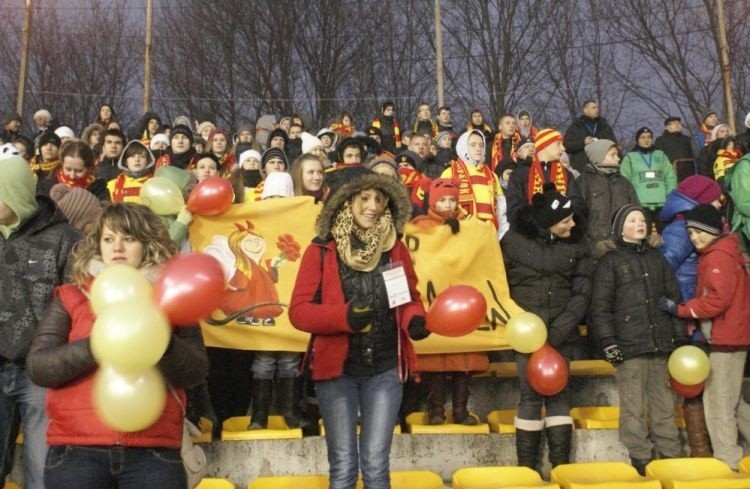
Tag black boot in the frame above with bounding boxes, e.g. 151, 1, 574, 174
424, 373, 446, 425
630, 457, 650, 476
451, 372, 477, 425
546, 423, 572, 468
515, 427, 543, 471
278, 377, 310, 429
249, 379, 273, 430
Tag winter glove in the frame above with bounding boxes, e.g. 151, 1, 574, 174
658, 296, 678, 316
408, 316, 431, 340
603, 343, 624, 365
347, 297, 373, 332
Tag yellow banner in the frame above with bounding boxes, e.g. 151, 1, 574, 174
191, 199, 520, 352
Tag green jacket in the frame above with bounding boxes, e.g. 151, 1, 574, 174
726, 154, 750, 251
620, 149, 677, 209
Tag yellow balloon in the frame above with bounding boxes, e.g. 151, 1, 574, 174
91, 303, 171, 371
90, 265, 154, 316
93, 365, 167, 432
140, 177, 185, 216
668, 345, 711, 385
505, 312, 548, 353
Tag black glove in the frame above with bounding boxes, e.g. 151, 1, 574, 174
673, 336, 691, 348
347, 297, 373, 332
603, 343, 624, 365
658, 296, 678, 316
408, 316, 431, 340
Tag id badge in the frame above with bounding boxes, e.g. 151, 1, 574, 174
380, 262, 410, 308
644, 171, 657, 180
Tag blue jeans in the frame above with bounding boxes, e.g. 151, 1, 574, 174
252, 351, 301, 380
316, 368, 402, 489
0, 364, 48, 489
44, 445, 186, 489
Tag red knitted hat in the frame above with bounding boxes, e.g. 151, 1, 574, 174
534, 128, 563, 153
428, 178, 459, 209
676, 175, 722, 205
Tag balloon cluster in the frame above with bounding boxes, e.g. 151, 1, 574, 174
667, 345, 710, 398
506, 312, 568, 396
425, 285, 487, 337
140, 175, 234, 217
90, 254, 225, 431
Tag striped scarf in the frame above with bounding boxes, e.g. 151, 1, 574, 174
526, 158, 568, 202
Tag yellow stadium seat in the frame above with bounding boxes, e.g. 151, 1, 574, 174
569, 407, 619, 429
248, 475, 328, 489
452, 466, 560, 488
3, 482, 22, 489
406, 411, 489, 434
645, 458, 750, 489
196, 478, 235, 489
191, 417, 213, 444
487, 409, 518, 434
568, 360, 615, 376
221, 416, 303, 441
551, 461, 661, 488
318, 419, 401, 436
384, 470, 445, 489
740, 456, 750, 474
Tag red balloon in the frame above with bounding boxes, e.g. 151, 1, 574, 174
153, 253, 225, 325
669, 377, 704, 398
526, 344, 568, 396
187, 176, 234, 216
425, 285, 487, 337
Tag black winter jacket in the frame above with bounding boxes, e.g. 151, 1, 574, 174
501, 206, 592, 347
0, 197, 80, 362
563, 116, 617, 173
589, 241, 684, 359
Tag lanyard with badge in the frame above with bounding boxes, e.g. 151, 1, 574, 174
380, 261, 411, 308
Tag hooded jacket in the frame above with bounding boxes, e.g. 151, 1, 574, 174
659, 190, 701, 300
501, 204, 592, 347
676, 233, 750, 349
589, 218, 684, 359
106, 140, 156, 203
289, 172, 425, 381
1, 157, 80, 361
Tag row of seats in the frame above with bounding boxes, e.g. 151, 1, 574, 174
192, 458, 750, 489
195, 405, 686, 441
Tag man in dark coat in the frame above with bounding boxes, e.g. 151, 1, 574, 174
563, 100, 617, 173
654, 116, 697, 182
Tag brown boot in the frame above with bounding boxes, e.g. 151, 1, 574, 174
424, 373, 446, 425
451, 372, 477, 425
683, 396, 712, 457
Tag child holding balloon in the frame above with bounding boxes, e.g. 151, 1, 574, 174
589, 203, 685, 475
26, 203, 209, 489
411, 178, 485, 425
657, 204, 750, 470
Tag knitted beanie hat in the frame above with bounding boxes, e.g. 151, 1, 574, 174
611, 203, 645, 242
38, 131, 61, 148
54, 126, 75, 140
532, 182, 573, 229
684, 204, 722, 236
260, 148, 288, 175
584, 139, 617, 166
300, 132, 323, 153
170, 124, 194, 144
49, 184, 101, 231
534, 129, 563, 153
149, 133, 170, 150
710, 124, 729, 141
676, 175, 722, 205
239, 149, 262, 168
428, 178, 459, 209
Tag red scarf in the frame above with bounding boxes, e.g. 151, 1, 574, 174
451, 159, 498, 228
526, 158, 568, 203
490, 132, 521, 171
56, 168, 95, 189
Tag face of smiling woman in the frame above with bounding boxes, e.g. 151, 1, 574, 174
351, 189, 387, 230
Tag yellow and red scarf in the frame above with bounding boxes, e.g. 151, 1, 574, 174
451, 159, 498, 228
526, 158, 568, 202
490, 132, 521, 171
56, 168, 96, 189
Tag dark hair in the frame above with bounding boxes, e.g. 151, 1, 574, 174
438, 105, 451, 114
60, 140, 96, 168
720, 136, 737, 150
103, 128, 125, 143
123, 142, 149, 159
195, 152, 221, 167
470, 108, 483, 116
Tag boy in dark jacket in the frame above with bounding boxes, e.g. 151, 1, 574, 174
589, 204, 684, 475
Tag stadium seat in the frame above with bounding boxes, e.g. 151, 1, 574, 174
196, 478, 235, 489
191, 417, 213, 444
248, 475, 328, 489
386, 470, 444, 489
452, 466, 560, 488
551, 461, 661, 488
406, 411, 489, 434
3, 482, 22, 489
487, 409, 518, 434
740, 456, 750, 474
221, 416, 303, 441
645, 457, 750, 489
569, 407, 619, 429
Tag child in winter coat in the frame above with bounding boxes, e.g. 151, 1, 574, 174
658, 204, 750, 469
411, 179, 483, 426
589, 204, 685, 475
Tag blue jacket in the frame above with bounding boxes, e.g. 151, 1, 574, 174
659, 190, 698, 300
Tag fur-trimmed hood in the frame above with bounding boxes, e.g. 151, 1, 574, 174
316, 171, 412, 240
